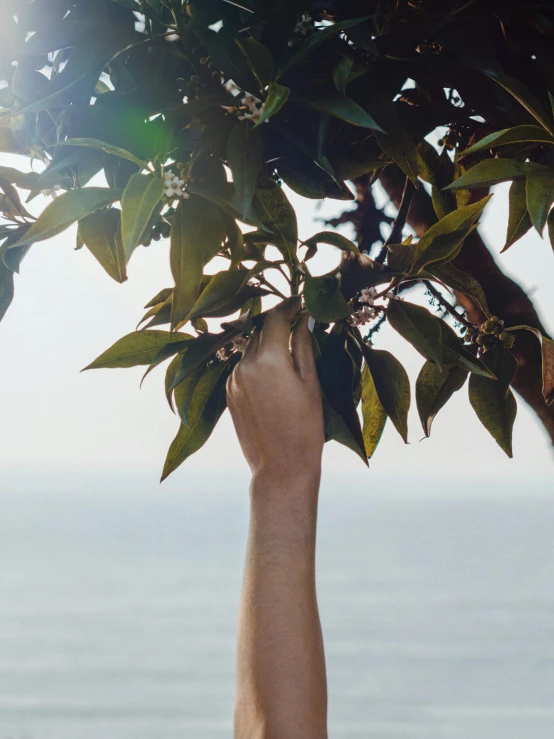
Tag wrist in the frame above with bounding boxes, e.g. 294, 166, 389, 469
250, 460, 322, 495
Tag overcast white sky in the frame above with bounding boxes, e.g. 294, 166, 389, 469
0, 152, 553, 497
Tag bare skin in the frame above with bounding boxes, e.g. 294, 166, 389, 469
227, 299, 328, 739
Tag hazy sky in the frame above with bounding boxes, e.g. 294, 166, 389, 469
0, 151, 553, 495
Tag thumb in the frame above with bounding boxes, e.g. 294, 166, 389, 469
291, 311, 318, 382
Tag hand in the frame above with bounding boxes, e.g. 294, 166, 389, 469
227, 299, 325, 480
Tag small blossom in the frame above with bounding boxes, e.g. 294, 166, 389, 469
216, 348, 231, 361
41, 185, 62, 199
349, 306, 378, 327
238, 93, 265, 124
289, 13, 315, 44
164, 171, 188, 199
359, 286, 378, 305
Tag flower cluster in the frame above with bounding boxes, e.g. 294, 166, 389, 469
164, 171, 189, 200
350, 305, 379, 326
41, 185, 62, 199
289, 14, 315, 45
238, 93, 265, 124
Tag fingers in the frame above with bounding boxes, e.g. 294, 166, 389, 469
257, 297, 301, 361
291, 311, 318, 382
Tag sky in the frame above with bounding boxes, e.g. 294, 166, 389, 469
0, 151, 553, 497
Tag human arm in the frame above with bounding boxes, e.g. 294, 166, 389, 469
227, 300, 328, 739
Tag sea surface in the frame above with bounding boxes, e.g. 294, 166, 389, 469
1, 476, 554, 739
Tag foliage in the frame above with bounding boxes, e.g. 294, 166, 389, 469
1, 0, 554, 477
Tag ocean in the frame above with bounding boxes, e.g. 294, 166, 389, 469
1, 476, 553, 739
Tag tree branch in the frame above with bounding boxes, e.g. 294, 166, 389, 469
378, 165, 554, 446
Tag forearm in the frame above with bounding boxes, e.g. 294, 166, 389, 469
234, 467, 328, 739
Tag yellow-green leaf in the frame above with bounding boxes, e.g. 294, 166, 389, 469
121, 173, 165, 259
83, 331, 190, 370
78, 209, 126, 283
361, 365, 387, 458
361, 346, 410, 443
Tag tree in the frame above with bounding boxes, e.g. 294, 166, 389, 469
1, 0, 553, 479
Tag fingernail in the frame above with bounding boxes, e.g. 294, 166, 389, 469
308, 316, 315, 333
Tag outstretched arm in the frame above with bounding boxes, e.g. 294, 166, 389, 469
227, 300, 328, 739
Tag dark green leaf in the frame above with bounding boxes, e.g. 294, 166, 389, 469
161, 361, 230, 480
469, 347, 518, 457
387, 300, 444, 366
188, 269, 249, 320
301, 94, 383, 131
170, 196, 226, 328
504, 326, 554, 405
503, 179, 532, 252
548, 209, 554, 254
486, 74, 554, 135
57, 138, 150, 170
361, 366, 387, 458
121, 174, 165, 260
304, 272, 350, 323
227, 122, 262, 218
236, 37, 274, 89
304, 231, 359, 254
412, 196, 491, 271
416, 361, 468, 437
444, 159, 528, 190
256, 82, 290, 126
376, 127, 418, 186
78, 209, 127, 283
279, 17, 371, 75
253, 182, 297, 261
526, 167, 554, 234
428, 263, 489, 315
361, 345, 410, 443
462, 125, 554, 155
9, 188, 123, 248
84, 331, 190, 370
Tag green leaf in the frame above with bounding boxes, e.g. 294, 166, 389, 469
332, 53, 366, 94
174, 365, 205, 428
361, 366, 387, 458
170, 196, 226, 328
301, 94, 383, 131
416, 361, 468, 437
83, 331, 190, 370
375, 127, 418, 186
188, 269, 249, 321
469, 347, 518, 457
236, 37, 274, 89
444, 159, 528, 190
227, 122, 262, 218
486, 74, 554, 135
279, 17, 371, 76
503, 179, 532, 252
361, 346, 411, 443
56, 138, 150, 170
439, 322, 496, 379
9, 188, 123, 249
78, 209, 126, 283
428, 263, 489, 315
387, 300, 444, 366
121, 173, 165, 260
145, 288, 173, 309
526, 167, 554, 234
161, 361, 230, 481
504, 326, 554, 405
253, 182, 297, 261
255, 82, 290, 127
304, 231, 359, 254
462, 125, 554, 155
548, 209, 554, 254
304, 272, 350, 323
412, 196, 491, 271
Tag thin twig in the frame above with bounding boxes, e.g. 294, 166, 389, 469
424, 280, 474, 329
376, 176, 414, 262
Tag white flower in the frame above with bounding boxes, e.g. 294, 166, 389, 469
349, 306, 378, 327
359, 286, 378, 305
41, 185, 62, 199
216, 348, 231, 361
289, 13, 314, 43
164, 171, 188, 199
238, 93, 265, 124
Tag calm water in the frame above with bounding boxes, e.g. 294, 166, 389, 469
1, 477, 554, 738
